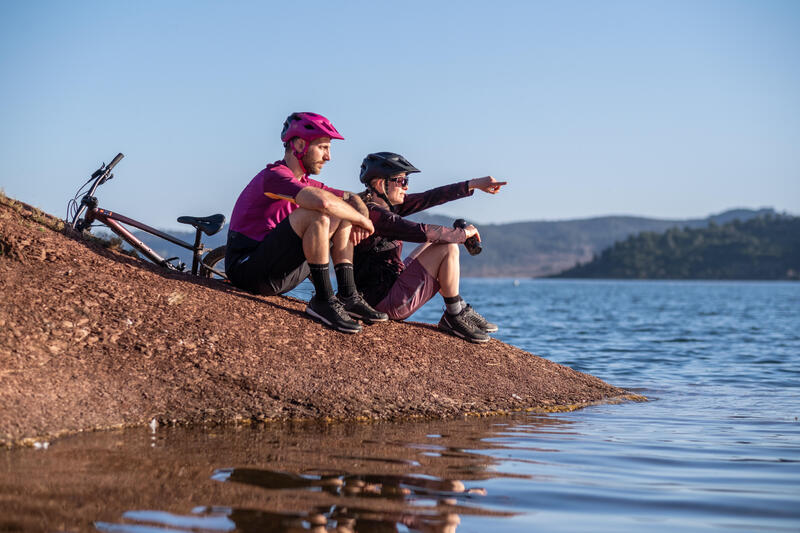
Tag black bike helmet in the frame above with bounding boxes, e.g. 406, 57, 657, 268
359, 152, 420, 185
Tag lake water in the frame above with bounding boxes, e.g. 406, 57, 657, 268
3, 280, 799, 532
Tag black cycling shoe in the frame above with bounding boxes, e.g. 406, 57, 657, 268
438, 309, 490, 344
462, 304, 498, 333
339, 292, 389, 324
306, 296, 363, 334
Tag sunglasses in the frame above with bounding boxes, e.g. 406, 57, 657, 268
387, 176, 409, 187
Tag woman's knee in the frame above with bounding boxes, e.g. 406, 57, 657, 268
443, 242, 460, 260
414, 242, 456, 272
426, 242, 458, 257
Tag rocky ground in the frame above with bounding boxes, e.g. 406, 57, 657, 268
0, 194, 635, 448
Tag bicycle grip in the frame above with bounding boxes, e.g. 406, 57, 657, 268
106, 153, 124, 172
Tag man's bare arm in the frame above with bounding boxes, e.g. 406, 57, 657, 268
295, 187, 374, 234
342, 191, 369, 218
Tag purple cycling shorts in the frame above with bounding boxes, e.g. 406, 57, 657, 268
375, 258, 440, 320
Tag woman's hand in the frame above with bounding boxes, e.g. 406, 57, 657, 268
465, 224, 481, 242
468, 176, 507, 194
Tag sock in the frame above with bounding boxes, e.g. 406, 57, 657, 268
334, 263, 357, 298
309, 263, 334, 300
444, 295, 463, 315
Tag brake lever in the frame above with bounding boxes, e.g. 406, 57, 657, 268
90, 162, 106, 179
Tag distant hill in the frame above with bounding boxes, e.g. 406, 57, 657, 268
408, 208, 777, 277
552, 214, 800, 280
123, 208, 778, 277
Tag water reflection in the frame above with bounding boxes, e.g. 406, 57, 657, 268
205, 468, 488, 531
214, 467, 488, 500
98, 504, 463, 533
86, 416, 552, 533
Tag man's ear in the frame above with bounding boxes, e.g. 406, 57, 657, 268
291, 138, 307, 153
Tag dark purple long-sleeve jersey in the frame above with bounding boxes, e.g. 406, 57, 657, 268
353, 181, 473, 306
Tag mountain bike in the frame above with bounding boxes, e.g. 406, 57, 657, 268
66, 153, 227, 279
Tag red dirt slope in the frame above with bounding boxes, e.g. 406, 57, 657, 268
0, 195, 634, 447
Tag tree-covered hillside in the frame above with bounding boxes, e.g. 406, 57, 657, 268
553, 215, 800, 280
409, 208, 776, 277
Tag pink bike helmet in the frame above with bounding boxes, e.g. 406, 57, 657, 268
281, 112, 343, 177
281, 112, 344, 144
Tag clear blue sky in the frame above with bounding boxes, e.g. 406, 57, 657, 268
1, 0, 798, 229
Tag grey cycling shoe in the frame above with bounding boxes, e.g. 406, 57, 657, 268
306, 296, 363, 334
462, 304, 498, 333
438, 309, 490, 344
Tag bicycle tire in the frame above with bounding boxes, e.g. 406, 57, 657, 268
200, 245, 227, 279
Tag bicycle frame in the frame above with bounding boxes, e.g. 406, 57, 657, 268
84, 207, 221, 276
68, 153, 226, 279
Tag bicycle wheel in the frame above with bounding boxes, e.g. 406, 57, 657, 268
200, 245, 227, 279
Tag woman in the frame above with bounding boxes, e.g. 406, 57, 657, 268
353, 152, 506, 343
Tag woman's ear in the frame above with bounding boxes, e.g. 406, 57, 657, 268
371, 179, 386, 194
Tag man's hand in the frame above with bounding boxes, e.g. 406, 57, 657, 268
341, 192, 373, 245
468, 176, 507, 194
350, 224, 372, 245
350, 213, 374, 245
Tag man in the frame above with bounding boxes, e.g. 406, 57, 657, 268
225, 112, 388, 333
354, 152, 506, 343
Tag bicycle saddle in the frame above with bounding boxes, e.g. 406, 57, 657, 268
177, 214, 226, 236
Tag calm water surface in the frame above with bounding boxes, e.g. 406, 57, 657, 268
3, 280, 799, 532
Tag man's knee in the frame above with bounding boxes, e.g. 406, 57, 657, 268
329, 217, 350, 238
315, 213, 332, 230
290, 208, 330, 237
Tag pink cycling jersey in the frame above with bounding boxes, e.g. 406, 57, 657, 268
229, 160, 344, 242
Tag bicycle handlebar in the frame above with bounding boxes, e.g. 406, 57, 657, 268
106, 153, 124, 173
70, 152, 125, 229
90, 153, 124, 179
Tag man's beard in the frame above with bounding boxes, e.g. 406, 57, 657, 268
302, 153, 323, 175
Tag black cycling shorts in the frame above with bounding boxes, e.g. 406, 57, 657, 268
225, 217, 310, 296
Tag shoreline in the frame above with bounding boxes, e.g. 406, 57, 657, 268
10, 393, 646, 450
0, 195, 636, 448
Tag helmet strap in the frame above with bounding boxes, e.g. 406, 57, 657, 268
291, 139, 309, 178
376, 178, 395, 213
366, 181, 395, 212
